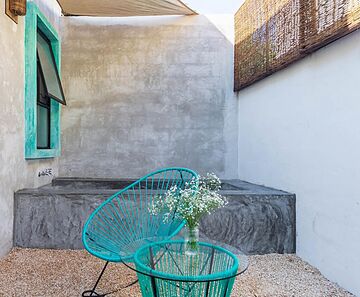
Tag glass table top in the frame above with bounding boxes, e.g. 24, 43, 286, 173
122, 239, 249, 281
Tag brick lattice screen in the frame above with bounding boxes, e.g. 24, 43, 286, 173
234, 0, 360, 91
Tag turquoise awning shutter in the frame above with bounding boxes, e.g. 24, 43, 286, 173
37, 31, 66, 105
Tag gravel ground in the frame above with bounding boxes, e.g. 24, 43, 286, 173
0, 248, 353, 297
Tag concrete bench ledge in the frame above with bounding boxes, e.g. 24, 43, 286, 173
14, 178, 295, 254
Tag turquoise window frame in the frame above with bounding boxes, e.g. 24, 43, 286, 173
25, 2, 62, 159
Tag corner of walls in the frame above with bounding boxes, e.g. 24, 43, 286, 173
209, 14, 239, 180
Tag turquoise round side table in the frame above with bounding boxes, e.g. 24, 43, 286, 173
133, 240, 247, 297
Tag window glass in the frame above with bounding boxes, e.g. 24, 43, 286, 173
37, 50, 50, 149
37, 105, 50, 149
37, 58, 50, 106
37, 31, 66, 105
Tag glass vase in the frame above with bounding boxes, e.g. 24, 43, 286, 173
185, 225, 199, 256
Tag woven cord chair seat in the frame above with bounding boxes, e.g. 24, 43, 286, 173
83, 168, 198, 263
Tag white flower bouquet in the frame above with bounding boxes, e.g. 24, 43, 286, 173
150, 173, 227, 253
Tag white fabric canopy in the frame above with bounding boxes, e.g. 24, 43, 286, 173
57, 0, 196, 17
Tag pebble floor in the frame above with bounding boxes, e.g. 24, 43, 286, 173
0, 248, 354, 297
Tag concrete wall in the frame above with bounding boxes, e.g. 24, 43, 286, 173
0, 0, 61, 257
59, 15, 238, 179
238, 30, 360, 295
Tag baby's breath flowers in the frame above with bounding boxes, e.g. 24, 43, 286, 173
149, 173, 227, 230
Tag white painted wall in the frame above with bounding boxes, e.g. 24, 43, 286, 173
238, 29, 360, 295
0, 0, 61, 257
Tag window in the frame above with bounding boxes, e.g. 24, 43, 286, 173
36, 31, 66, 150
37, 55, 51, 149
25, 3, 66, 159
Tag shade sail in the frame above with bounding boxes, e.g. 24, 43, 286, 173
57, 0, 196, 17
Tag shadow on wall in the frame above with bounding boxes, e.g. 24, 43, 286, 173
59, 14, 237, 179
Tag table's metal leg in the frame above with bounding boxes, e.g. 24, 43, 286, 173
149, 247, 159, 297
222, 278, 230, 297
205, 248, 215, 297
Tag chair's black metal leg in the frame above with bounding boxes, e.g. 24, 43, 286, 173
82, 261, 109, 297
82, 261, 139, 297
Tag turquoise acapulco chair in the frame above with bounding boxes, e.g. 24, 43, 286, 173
82, 167, 198, 297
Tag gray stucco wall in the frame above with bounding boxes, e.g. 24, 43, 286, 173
0, 0, 61, 257
60, 15, 238, 179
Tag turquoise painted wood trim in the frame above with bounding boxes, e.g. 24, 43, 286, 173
25, 2, 62, 159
